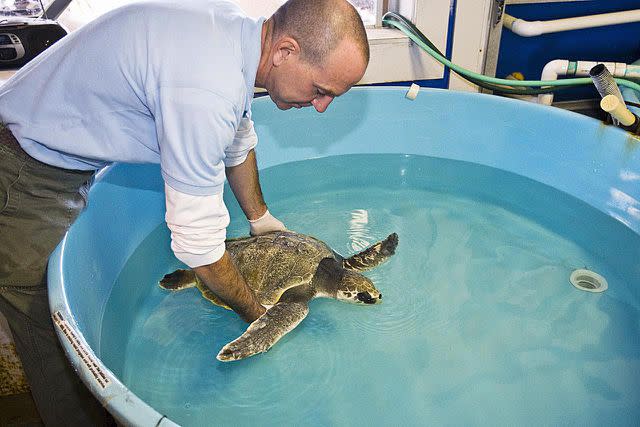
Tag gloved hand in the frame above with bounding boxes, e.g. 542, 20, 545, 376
249, 210, 287, 236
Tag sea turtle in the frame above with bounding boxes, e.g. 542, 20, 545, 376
159, 230, 398, 362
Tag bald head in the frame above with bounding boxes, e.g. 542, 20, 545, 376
270, 0, 370, 67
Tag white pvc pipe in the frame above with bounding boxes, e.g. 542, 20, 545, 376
538, 60, 569, 106
537, 60, 632, 105
504, 9, 640, 37
601, 94, 636, 127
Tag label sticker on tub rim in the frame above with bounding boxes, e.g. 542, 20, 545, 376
52, 311, 111, 389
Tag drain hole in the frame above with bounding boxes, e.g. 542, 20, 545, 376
570, 269, 608, 293
576, 278, 597, 289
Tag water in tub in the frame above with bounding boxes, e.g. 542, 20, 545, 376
100, 154, 640, 426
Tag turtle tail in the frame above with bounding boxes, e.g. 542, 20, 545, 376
159, 269, 198, 291
342, 233, 398, 272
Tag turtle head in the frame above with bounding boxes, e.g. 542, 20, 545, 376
335, 270, 382, 305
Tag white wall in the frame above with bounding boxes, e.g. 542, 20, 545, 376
449, 0, 493, 92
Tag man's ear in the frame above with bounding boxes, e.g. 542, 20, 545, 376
272, 37, 300, 67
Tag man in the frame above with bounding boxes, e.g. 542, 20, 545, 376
0, 0, 368, 424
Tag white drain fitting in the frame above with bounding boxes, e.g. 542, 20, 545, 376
570, 269, 608, 293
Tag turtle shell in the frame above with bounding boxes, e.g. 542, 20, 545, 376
198, 231, 334, 308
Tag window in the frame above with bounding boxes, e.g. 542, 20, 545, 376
350, 0, 378, 27
0, 0, 44, 17
53, 0, 134, 31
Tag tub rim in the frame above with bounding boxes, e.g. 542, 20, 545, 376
47, 86, 639, 426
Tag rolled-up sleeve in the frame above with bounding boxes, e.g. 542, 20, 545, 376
164, 183, 230, 268
223, 115, 258, 167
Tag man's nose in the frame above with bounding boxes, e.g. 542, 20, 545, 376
311, 95, 334, 113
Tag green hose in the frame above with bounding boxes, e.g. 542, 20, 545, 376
382, 12, 557, 95
382, 12, 640, 95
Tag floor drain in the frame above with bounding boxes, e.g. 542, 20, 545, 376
570, 269, 608, 293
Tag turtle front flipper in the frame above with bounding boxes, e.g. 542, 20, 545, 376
159, 269, 198, 290
342, 233, 398, 272
217, 301, 309, 362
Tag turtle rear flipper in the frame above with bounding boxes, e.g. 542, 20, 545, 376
217, 300, 309, 362
159, 269, 198, 290
342, 233, 398, 272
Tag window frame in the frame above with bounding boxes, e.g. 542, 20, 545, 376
363, 0, 494, 90
361, 0, 451, 84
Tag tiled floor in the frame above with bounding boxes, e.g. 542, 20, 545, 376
0, 342, 29, 395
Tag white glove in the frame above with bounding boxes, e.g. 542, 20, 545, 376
248, 210, 287, 236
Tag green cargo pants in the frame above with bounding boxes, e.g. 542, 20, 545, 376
0, 125, 111, 426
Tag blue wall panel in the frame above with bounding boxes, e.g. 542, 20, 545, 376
497, 0, 640, 101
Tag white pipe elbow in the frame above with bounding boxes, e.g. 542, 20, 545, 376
538, 60, 569, 105
541, 60, 570, 81
504, 15, 544, 37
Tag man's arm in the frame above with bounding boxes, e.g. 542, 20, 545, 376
225, 149, 266, 220
226, 149, 286, 235
193, 252, 265, 323
193, 149, 279, 322
164, 184, 265, 323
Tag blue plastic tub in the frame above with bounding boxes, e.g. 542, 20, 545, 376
48, 88, 640, 425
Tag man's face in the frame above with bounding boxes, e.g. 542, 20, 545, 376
267, 38, 367, 113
